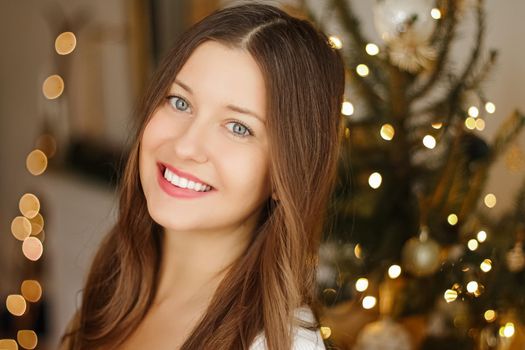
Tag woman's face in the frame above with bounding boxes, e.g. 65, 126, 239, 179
139, 40, 270, 235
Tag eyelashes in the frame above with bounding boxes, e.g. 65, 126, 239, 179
165, 95, 255, 138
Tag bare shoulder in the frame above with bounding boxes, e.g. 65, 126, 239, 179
249, 306, 326, 350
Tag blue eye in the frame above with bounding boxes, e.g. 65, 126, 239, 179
226, 120, 254, 138
166, 95, 191, 113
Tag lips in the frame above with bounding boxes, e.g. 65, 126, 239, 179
157, 162, 214, 189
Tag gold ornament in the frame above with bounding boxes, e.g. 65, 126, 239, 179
402, 226, 441, 277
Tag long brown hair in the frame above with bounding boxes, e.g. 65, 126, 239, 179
61, 2, 345, 349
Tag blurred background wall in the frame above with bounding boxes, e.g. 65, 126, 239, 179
0, 0, 523, 348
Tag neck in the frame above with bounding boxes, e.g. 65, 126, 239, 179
153, 222, 253, 309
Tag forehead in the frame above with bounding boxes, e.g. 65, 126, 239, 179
173, 41, 267, 117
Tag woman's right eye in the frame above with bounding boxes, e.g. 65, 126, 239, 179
166, 95, 192, 113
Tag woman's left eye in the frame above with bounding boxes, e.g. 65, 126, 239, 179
226, 121, 254, 138
166, 95, 191, 113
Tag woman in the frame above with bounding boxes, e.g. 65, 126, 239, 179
60, 2, 345, 349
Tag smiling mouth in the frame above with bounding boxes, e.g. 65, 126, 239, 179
158, 164, 215, 192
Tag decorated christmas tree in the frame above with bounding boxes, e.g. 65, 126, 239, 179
290, 0, 525, 348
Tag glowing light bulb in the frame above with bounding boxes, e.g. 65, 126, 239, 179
388, 265, 402, 279
468, 106, 479, 118
468, 239, 479, 251
447, 214, 458, 225
423, 135, 436, 149
431, 8, 442, 19
342, 101, 354, 116
477, 230, 487, 242
354, 244, 362, 259
365, 43, 379, 56
17, 330, 38, 350
355, 278, 369, 292
328, 36, 343, 49
484, 309, 496, 322
356, 64, 369, 77
466, 281, 479, 293
475, 118, 485, 131
465, 117, 476, 130
380, 124, 395, 141
485, 102, 496, 114
362, 296, 376, 309
55, 31, 77, 55
444, 289, 458, 303
484, 193, 497, 208
320, 326, 332, 339
368, 172, 382, 189
480, 259, 492, 272
500, 322, 515, 338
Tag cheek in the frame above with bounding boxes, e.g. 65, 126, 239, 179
217, 147, 270, 195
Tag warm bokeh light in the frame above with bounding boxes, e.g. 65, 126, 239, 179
356, 64, 370, 77
354, 244, 363, 259
431, 8, 442, 19
26, 149, 48, 176
362, 296, 377, 309
342, 101, 354, 116
42, 74, 64, 99
6, 294, 27, 316
355, 278, 369, 292
368, 172, 382, 189
423, 135, 436, 149
328, 35, 343, 50
465, 117, 476, 130
485, 102, 496, 114
466, 281, 479, 293
431, 122, 443, 129
29, 213, 44, 236
480, 259, 492, 272
468, 239, 479, 251
17, 330, 38, 350
22, 237, 43, 261
484, 193, 497, 208
55, 31, 77, 55
0, 339, 17, 350
21, 280, 42, 303
345, 127, 350, 139
477, 230, 487, 242
320, 326, 332, 339
500, 322, 515, 338
19, 193, 40, 219
380, 124, 395, 141
444, 289, 458, 303
468, 106, 479, 118
365, 43, 379, 56
475, 118, 485, 131
11, 216, 32, 241
388, 264, 402, 279
447, 213, 458, 225
484, 309, 496, 322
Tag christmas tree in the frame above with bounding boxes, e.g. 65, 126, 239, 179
290, 0, 525, 348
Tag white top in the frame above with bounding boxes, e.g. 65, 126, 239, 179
249, 306, 326, 350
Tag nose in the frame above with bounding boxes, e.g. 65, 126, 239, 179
172, 117, 209, 163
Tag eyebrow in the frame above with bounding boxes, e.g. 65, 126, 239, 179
173, 79, 266, 125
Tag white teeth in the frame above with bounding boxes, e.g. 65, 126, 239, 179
162, 167, 211, 192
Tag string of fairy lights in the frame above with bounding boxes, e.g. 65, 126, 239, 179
0, 31, 76, 350
317, 5, 518, 343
